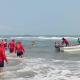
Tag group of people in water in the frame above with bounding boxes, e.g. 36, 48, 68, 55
0, 39, 25, 73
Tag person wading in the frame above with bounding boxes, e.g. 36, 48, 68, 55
0, 43, 8, 74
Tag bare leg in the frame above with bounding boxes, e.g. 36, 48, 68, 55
0, 67, 3, 73
20, 55, 23, 58
0, 67, 4, 76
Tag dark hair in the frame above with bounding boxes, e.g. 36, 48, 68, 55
62, 38, 65, 40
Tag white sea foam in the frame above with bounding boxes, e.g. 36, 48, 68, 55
10, 36, 78, 40
13, 58, 80, 80
17, 66, 32, 72
2, 58, 80, 80
6, 78, 26, 80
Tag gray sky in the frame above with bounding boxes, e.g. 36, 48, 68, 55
0, 0, 80, 35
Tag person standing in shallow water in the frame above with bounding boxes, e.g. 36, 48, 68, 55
0, 43, 8, 73
15, 41, 25, 58
8, 39, 16, 54
4, 39, 7, 50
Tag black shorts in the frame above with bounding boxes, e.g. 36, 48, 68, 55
17, 51, 23, 57
0, 61, 4, 67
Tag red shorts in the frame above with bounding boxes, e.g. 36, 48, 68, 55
9, 48, 14, 53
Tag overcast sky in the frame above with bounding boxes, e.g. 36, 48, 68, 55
0, 0, 80, 35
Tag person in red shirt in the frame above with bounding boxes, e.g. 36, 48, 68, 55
0, 43, 8, 73
0, 40, 7, 50
15, 41, 25, 58
0, 40, 5, 48
62, 38, 69, 46
8, 39, 16, 53
4, 39, 7, 49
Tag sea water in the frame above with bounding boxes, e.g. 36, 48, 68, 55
0, 36, 80, 80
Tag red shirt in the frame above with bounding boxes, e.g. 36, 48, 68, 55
0, 41, 5, 48
8, 41, 15, 48
4, 42, 7, 47
63, 39, 69, 44
15, 43, 25, 52
0, 47, 8, 62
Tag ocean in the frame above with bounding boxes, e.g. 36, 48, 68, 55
1, 35, 80, 80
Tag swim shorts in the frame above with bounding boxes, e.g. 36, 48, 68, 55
0, 61, 4, 67
17, 51, 23, 57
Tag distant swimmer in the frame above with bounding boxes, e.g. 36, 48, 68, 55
15, 41, 25, 58
8, 39, 16, 53
77, 38, 80, 44
32, 41, 36, 47
0, 43, 8, 73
